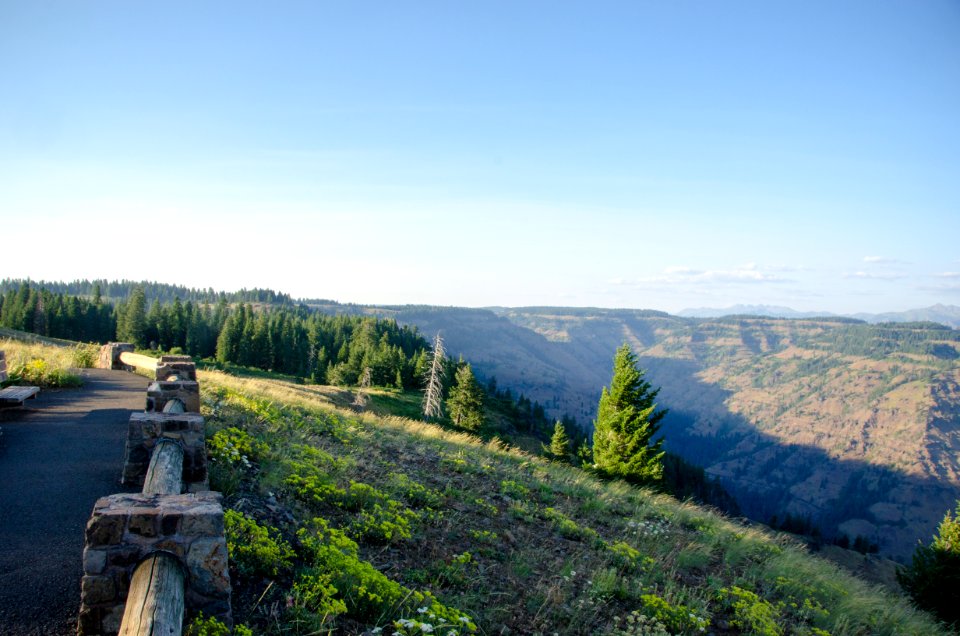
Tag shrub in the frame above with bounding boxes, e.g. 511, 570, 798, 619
717, 586, 782, 636
638, 594, 709, 634
184, 613, 253, 636
208, 427, 267, 466
223, 509, 294, 578
290, 570, 348, 629
71, 344, 98, 368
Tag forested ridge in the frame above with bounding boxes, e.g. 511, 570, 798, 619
0, 282, 425, 389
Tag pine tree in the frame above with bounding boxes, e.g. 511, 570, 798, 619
898, 501, 960, 626
592, 343, 667, 483
547, 420, 571, 461
119, 286, 148, 348
422, 332, 446, 420
447, 363, 484, 431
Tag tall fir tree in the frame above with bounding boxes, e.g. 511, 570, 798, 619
447, 362, 484, 431
897, 501, 960, 627
592, 343, 667, 483
119, 286, 148, 348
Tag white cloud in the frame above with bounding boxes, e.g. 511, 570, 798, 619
934, 272, 960, 279
843, 271, 904, 281
862, 256, 909, 265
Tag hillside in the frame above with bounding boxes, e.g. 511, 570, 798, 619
199, 370, 944, 635
374, 308, 960, 560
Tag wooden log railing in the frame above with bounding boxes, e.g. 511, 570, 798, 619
142, 438, 184, 496
118, 351, 160, 374
84, 344, 228, 636
117, 351, 188, 635
120, 432, 187, 634
118, 553, 185, 636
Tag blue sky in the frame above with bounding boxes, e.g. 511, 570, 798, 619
2, 1, 958, 313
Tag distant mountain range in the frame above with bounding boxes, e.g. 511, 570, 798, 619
678, 303, 960, 328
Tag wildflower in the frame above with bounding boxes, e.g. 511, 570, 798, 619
420, 624, 434, 633
458, 616, 472, 624
418, 607, 429, 614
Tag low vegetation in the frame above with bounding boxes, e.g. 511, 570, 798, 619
0, 334, 98, 388
199, 370, 945, 635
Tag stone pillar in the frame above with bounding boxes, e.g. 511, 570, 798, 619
0, 350, 7, 383
146, 380, 200, 413
78, 492, 231, 636
122, 413, 208, 492
155, 357, 197, 382
98, 343, 135, 370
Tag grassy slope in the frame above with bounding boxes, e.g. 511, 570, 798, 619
200, 371, 945, 635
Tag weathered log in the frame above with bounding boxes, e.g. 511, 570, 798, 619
162, 398, 186, 414
119, 552, 185, 636
119, 351, 159, 373
143, 438, 183, 496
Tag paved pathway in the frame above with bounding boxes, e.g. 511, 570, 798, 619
0, 369, 148, 636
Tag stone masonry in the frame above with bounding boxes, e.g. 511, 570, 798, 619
155, 355, 198, 382
0, 350, 7, 383
146, 380, 200, 413
78, 492, 231, 635
97, 343, 135, 371
122, 412, 209, 492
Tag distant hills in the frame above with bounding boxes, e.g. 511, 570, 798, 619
373, 306, 960, 560
679, 303, 960, 328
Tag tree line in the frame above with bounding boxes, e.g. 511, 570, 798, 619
0, 284, 115, 343
0, 278, 305, 307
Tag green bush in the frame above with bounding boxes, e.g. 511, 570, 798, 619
184, 613, 253, 636
208, 427, 267, 466
223, 509, 294, 578
290, 570, 348, 629
718, 586, 782, 636
638, 594, 709, 634
71, 344, 98, 368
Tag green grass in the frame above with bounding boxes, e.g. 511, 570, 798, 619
197, 370, 946, 636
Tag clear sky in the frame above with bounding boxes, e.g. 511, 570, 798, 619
2, 1, 958, 314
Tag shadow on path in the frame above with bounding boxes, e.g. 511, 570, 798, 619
0, 369, 148, 636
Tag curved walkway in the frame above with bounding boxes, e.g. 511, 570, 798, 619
0, 369, 148, 636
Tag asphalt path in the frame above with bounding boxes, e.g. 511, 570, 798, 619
0, 369, 148, 636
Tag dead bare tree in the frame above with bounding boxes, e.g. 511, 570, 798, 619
422, 332, 446, 419
353, 366, 372, 410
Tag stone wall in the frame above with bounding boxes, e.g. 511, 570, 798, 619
97, 343, 135, 371
122, 413, 208, 492
0, 350, 6, 383
78, 492, 231, 635
146, 380, 200, 413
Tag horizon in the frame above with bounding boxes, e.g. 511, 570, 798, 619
2, 2, 958, 314
5, 276, 958, 320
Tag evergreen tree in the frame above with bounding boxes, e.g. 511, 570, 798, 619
447, 362, 485, 431
119, 286, 148, 347
592, 343, 667, 483
547, 420, 571, 460
898, 501, 960, 627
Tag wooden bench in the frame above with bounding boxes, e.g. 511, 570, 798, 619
0, 385, 41, 408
